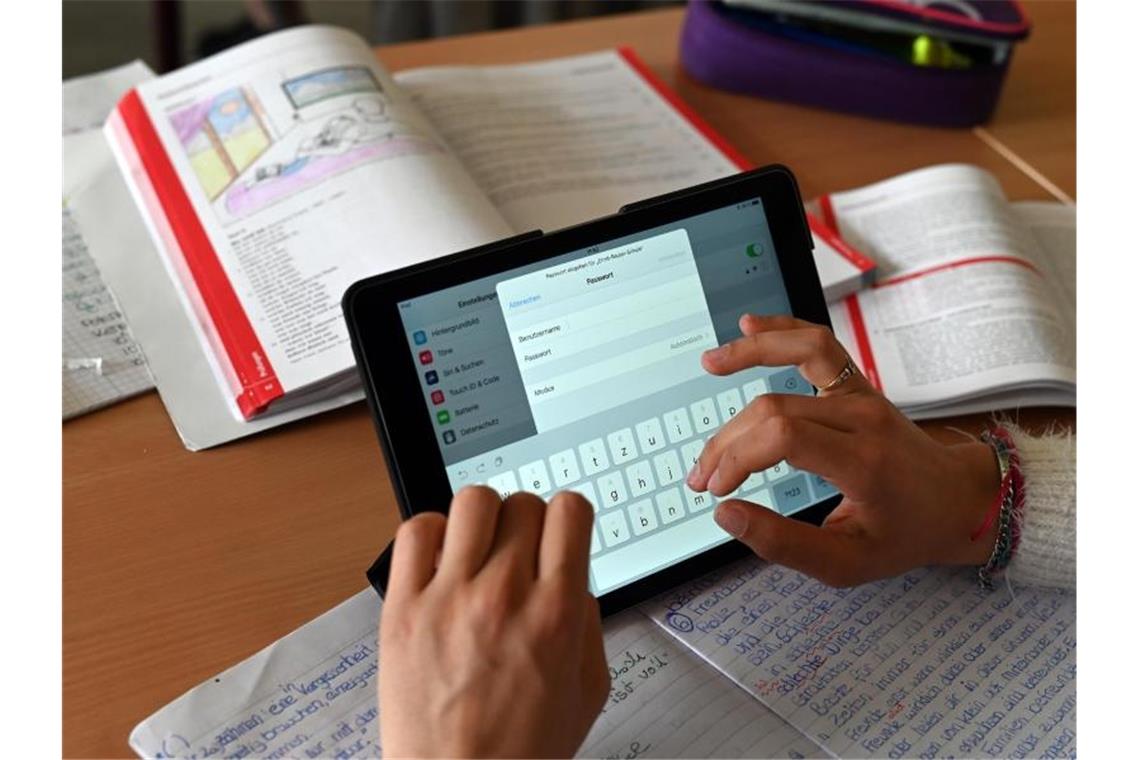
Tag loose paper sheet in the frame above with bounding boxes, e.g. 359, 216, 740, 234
641, 559, 1076, 759
130, 559, 1075, 759
63, 62, 156, 419
129, 590, 821, 759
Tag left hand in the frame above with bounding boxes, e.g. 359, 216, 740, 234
379, 487, 609, 758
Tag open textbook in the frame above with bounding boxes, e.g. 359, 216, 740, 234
104, 25, 872, 424
130, 558, 1074, 759
816, 165, 1075, 419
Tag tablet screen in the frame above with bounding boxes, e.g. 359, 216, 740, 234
396, 198, 838, 594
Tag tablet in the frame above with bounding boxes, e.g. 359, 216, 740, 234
344, 165, 842, 615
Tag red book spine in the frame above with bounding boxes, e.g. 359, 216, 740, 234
620, 49, 882, 388
117, 89, 283, 419
807, 213, 877, 273
617, 47, 754, 172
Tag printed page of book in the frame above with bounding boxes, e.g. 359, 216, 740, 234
393, 50, 742, 233
128, 590, 823, 759
828, 256, 1075, 410
821, 166, 1075, 411
642, 559, 1076, 759
1012, 202, 1076, 321
827, 303, 1074, 420
819, 164, 1041, 280
110, 26, 513, 418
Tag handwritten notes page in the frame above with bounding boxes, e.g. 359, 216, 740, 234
642, 560, 1076, 759
129, 591, 383, 759
63, 62, 155, 419
582, 611, 821, 759
130, 591, 819, 759
62, 202, 154, 418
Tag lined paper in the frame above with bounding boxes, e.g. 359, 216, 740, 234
129, 591, 822, 759
642, 560, 1076, 759
584, 611, 822, 758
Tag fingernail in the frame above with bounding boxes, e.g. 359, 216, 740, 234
707, 468, 723, 494
687, 461, 701, 487
703, 346, 725, 363
715, 503, 748, 538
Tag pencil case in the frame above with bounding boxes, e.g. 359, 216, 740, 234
679, 0, 1031, 127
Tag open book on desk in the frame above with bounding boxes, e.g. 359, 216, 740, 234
130, 558, 1074, 759
104, 25, 873, 430
815, 165, 1075, 420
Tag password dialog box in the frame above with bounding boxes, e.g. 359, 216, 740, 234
496, 228, 718, 432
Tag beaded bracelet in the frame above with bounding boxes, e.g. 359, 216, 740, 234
971, 427, 1024, 590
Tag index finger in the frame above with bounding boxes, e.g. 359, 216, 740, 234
537, 491, 595, 585
702, 320, 871, 394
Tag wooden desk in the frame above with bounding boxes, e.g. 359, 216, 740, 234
62, 5, 1075, 757
983, 0, 1076, 200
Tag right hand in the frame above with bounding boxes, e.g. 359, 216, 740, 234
686, 314, 1001, 587
379, 486, 609, 758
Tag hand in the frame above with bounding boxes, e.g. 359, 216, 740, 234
380, 486, 609, 758
687, 314, 1001, 587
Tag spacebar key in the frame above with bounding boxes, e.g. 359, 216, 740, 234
591, 512, 729, 592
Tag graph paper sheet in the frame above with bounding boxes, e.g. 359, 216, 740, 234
62, 203, 154, 418
63, 62, 155, 420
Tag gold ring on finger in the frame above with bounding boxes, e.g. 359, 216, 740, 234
816, 356, 857, 393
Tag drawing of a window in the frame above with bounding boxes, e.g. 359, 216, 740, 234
171, 88, 272, 200
282, 66, 383, 109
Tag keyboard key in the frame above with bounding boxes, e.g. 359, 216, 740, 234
570, 481, 598, 512
519, 459, 552, 494
549, 449, 581, 488
749, 488, 775, 511
690, 398, 719, 433
663, 407, 694, 444
599, 510, 630, 547
628, 499, 658, 535
684, 485, 716, 513
769, 366, 814, 396
652, 450, 683, 485
597, 471, 628, 508
592, 511, 727, 591
579, 438, 610, 476
738, 470, 767, 494
486, 470, 519, 500
765, 459, 791, 481
809, 472, 840, 499
716, 388, 745, 421
773, 474, 811, 514
607, 428, 638, 465
591, 525, 602, 555
656, 488, 686, 524
635, 417, 666, 454
680, 439, 705, 471
625, 460, 656, 497
742, 377, 769, 402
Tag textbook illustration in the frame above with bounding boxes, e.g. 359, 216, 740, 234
170, 66, 442, 222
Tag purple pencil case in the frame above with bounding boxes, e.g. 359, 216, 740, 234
679, 0, 1031, 127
